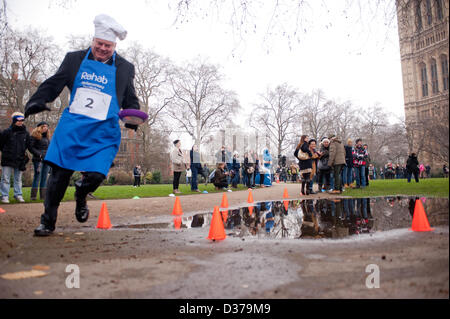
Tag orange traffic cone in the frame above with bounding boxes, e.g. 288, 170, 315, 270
0, 207, 5, 214
247, 189, 254, 203
172, 197, 183, 216
410, 199, 434, 232
173, 216, 182, 229
220, 193, 229, 208
283, 200, 289, 211
207, 206, 226, 241
96, 202, 112, 229
283, 188, 289, 199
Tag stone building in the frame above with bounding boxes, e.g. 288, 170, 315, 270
396, 0, 449, 170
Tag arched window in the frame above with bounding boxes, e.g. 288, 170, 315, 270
430, 59, 439, 94
420, 62, 429, 97
415, 0, 423, 31
435, 0, 443, 20
441, 55, 449, 91
426, 0, 432, 25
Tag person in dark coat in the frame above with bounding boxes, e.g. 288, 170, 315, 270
25, 14, 140, 236
30, 121, 51, 200
213, 162, 229, 189
317, 138, 331, 192
294, 135, 313, 195
133, 165, 142, 187
0, 112, 37, 203
406, 153, 419, 183
343, 139, 354, 188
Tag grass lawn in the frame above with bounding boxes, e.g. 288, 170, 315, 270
342, 178, 449, 198
5, 178, 449, 204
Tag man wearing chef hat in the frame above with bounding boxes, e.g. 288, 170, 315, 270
25, 14, 140, 236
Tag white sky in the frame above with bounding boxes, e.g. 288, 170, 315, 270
6, 0, 405, 140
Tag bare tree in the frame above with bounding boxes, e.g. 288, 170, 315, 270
0, 27, 62, 126
249, 83, 301, 156
167, 59, 240, 150
122, 43, 175, 173
328, 100, 358, 143
299, 89, 334, 141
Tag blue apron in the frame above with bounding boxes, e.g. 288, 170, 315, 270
45, 49, 121, 176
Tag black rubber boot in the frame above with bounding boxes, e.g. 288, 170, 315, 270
30, 187, 38, 201
74, 172, 105, 223
75, 182, 90, 223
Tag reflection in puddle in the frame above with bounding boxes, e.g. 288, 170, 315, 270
184, 197, 448, 240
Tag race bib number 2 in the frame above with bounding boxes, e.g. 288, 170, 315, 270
70, 87, 112, 120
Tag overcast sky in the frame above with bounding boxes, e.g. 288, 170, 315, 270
6, 0, 405, 132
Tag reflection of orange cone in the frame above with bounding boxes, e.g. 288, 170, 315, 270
221, 209, 228, 223
207, 206, 226, 241
96, 202, 112, 229
0, 207, 5, 214
247, 190, 254, 203
410, 199, 434, 232
172, 197, 183, 216
173, 216, 182, 229
283, 200, 289, 211
283, 188, 289, 199
248, 206, 254, 216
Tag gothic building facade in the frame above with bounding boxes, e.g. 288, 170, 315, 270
397, 0, 449, 169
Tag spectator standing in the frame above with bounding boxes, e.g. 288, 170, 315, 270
185, 168, 192, 185
419, 163, 425, 179
406, 153, 420, 183
0, 112, 37, 203
343, 139, 354, 188
368, 164, 375, 180
243, 152, 255, 188
202, 163, 210, 185
352, 138, 368, 189
308, 138, 320, 194
294, 135, 313, 195
262, 149, 273, 187
363, 144, 370, 186
171, 139, 186, 194
425, 164, 431, 178
231, 151, 241, 188
327, 134, 346, 194
133, 165, 142, 187
317, 138, 331, 192
443, 164, 449, 178
190, 144, 202, 192
30, 121, 51, 200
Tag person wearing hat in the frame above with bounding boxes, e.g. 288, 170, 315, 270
0, 112, 38, 203
29, 121, 51, 200
24, 14, 141, 236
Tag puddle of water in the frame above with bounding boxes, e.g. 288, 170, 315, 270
113, 196, 448, 240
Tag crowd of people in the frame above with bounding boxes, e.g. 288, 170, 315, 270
169, 133, 450, 195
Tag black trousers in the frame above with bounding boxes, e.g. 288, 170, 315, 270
133, 176, 141, 186
40, 165, 105, 231
173, 171, 182, 190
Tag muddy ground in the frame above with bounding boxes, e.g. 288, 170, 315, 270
0, 183, 448, 299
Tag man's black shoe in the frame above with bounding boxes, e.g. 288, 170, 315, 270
34, 224, 53, 237
75, 197, 89, 223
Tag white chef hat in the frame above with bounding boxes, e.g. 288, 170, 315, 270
93, 14, 127, 43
